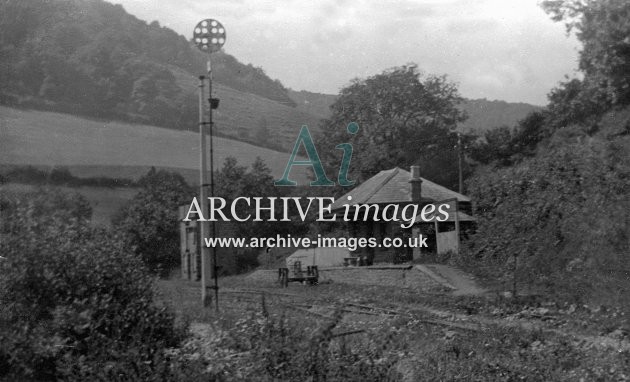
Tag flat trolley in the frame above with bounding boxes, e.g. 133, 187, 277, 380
278, 261, 318, 287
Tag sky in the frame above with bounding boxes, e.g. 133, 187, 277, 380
113, 0, 581, 106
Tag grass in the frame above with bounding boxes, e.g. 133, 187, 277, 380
171, 65, 323, 150
70, 186, 138, 226
156, 272, 630, 381
0, 105, 311, 185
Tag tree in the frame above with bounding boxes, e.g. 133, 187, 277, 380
543, 0, 630, 107
213, 157, 309, 272
114, 168, 194, 275
468, 111, 547, 166
318, 64, 467, 188
469, 126, 515, 166
511, 111, 546, 155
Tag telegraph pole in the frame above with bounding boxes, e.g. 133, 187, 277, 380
193, 19, 226, 311
457, 132, 463, 194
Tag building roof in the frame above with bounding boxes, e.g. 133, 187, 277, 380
331, 167, 470, 211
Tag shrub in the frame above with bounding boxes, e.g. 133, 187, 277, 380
463, 137, 630, 303
0, 188, 189, 380
114, 168, 194, 276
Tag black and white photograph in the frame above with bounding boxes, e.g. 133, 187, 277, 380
1, 0, 629, 380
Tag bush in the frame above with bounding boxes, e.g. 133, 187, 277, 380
114, 168, 194, 276
462, 136, 630, 303
171, 308, 403, 381
0, 187, 189, 380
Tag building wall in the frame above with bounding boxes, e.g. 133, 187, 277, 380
179, 205, 240, 279
179, 206, 200, 280
347, 200, 473, 264
436, 229, 459, 255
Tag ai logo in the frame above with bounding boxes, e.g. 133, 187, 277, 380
274, 122, 359, 187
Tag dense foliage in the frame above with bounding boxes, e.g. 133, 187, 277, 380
114, 168, 194, 276
213, 157, 310, 273
318, 64, 472, 189
0, 187, 188, 380
0, 0, 295, 130
461, 0, 630, 305
468, 111, 546, 166
464, 133, 630, 300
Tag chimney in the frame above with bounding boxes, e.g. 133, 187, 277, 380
409, 165, 422, 202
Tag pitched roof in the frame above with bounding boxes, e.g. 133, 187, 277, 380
331, 167, 470, 211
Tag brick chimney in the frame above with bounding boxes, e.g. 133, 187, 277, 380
409, 165, 422, 202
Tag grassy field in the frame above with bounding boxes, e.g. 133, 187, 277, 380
0, 183, 138, 227
0, 105, 311, 185
67, 186, 137, 226
170, 65, 323, 149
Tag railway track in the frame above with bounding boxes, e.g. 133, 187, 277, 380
219, 288, 630, 351
220, 287, 483, 332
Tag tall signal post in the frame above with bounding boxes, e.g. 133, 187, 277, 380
193, 19, 225, 310
457, 132, 463, 194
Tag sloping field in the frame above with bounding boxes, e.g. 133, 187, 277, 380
170, 66, 323, 148
0, 106, 310, 184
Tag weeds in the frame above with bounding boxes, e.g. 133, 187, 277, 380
168, 295, 403, 381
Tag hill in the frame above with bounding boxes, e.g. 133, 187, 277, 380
287, 89, 338, 120
0, 0, 318, 150
0, 0, 296, 107
0, 105, 310, 185
287, 90, 541, 134
168, 66, 321, 150
458, 99, 541, 134
0, 0, 542, 154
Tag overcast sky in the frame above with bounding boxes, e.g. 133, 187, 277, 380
113, 0, 581, 106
